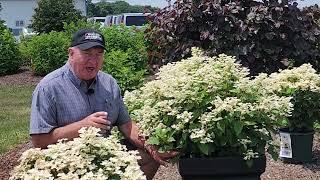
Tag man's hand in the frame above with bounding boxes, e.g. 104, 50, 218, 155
144, 144, 179, 166
118, 121, 179, 166
80, 111, 111, 133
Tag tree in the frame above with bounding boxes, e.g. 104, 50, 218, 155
112, 1, 130, 14
30, 0, 83, 33
146, 0, 320, 75
0, 2, 6, 31
95, 1, 114, 16
87, 0, 159, 17
86, 0, 97, 17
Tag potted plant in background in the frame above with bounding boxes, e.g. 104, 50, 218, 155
124, 48, 293, 180
256, 65, 320, 163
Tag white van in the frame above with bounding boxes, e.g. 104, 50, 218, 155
112, 15, 119, 26
105, 15, 113, 26
117, 13, 150, 27
87, 17, 108, 27
88, 13, 150, 28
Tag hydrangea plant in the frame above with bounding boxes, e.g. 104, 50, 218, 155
10, 127, 146, 180
251, 64, 320, 132
124, 48, 293, 161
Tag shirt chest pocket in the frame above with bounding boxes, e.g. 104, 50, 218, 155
95, 95, 119, 125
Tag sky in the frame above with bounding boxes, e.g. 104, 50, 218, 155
92, 0, 169, 8
92, 0, 319, 8
297, 0, 319, 7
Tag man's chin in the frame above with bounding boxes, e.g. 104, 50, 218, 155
82, 75, 97, 81
85, 73, 98, 78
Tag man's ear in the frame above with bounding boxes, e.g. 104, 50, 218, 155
68, 48, 74, 57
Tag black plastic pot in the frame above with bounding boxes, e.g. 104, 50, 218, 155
279, 128, 314, 164
178, 155, 266, 180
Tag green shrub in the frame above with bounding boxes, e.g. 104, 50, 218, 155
63, 19, 102, 38
101, 26, 149, 92
0, 20, 6, 31
19, 36, 35, 67
24, 31, 69, 75
146, 0, 320, 75
103, 50, 146, 93
0, 29, 22, 75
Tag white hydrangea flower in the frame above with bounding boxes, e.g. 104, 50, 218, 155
124, 47, 295, 158
10, 127, 146, 180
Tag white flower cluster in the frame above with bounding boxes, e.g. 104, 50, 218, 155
124, 47, 293, 155
254, 64, 320, 93
10, 127, 146, 180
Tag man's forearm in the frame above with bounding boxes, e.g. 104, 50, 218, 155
119, 120, 179, 166
31, 121, 85, 149
31, 112, 110, 148
119, 121, 145, 149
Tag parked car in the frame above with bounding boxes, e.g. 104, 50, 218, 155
9, 27, 36, 41
117, 13, 150, 27
105, 15, 113, 26
87, 16, 108, 27
88, 13, 151, 28
112, 15, 119, 26
21, 27, 37, 36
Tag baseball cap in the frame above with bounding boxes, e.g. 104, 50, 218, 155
70, 29, 105, 50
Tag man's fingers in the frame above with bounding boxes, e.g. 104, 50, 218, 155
159, 151, 180, 159
152, 154, 169, 166
93, 117, 111, 125
92, 111, 108, 117
99, 129, 107, 134
147, 147, 175, 166
91, 118, 111, 130
93, 122, 110, 130
81, 112, 111, 131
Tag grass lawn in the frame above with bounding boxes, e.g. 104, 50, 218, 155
0, 85, 35, 155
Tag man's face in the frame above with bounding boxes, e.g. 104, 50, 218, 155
68, 47, 104, 81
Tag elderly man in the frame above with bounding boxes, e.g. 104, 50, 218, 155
30, 29, 177, 180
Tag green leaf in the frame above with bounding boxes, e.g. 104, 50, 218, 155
285, 87, 295, 95
233, 121, 243, 136
197, 143, 209, 155
148, 136, 160, 145
168, 137, 175, 142
216, 121, 225, 133
244, 121, 256, 126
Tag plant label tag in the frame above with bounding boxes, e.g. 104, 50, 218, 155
279, 132, 292, 158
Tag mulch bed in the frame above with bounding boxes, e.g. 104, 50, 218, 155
0, 142, 32, 180
0, 68, 42, 86
0, 69, 319, 180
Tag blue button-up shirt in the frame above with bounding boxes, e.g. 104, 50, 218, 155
30, 63, 130, 135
